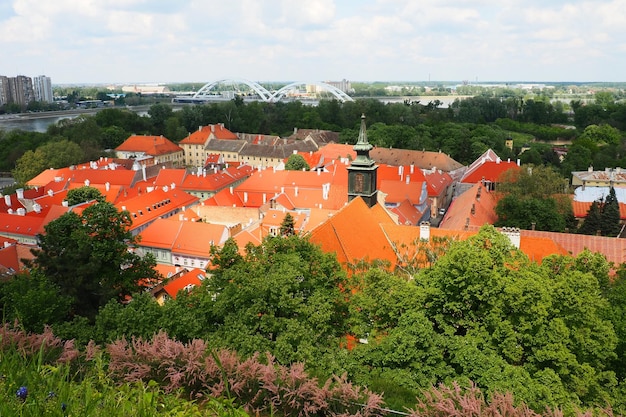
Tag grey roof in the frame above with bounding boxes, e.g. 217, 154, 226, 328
204, 139, 247, 153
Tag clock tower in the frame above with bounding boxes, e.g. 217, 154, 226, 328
348, 114, 378, 207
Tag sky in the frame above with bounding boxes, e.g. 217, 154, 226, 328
1, 0, 625, 85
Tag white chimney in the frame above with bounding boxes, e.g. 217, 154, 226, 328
229, 186, 233, 194
84, 179, 90, 187
244, 192, 248, 203
4, 195, 10, 206
406, 176, 410, 184
419, 221, 430, 241
105, 182, 110, 191
410, 164, 414, 174
295, 186, 299, 196
211, 125, 215, 132
16, 188, 24, 199
501, 227, 521, 249
142, 164, 147, 181
33, 203, 41, 213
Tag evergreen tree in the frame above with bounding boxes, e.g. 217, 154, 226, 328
579, 199, 603, 235
601, 187, 621, 236
280, 213, 296, 236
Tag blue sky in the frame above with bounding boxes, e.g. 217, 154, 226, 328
1, 0, 625, 84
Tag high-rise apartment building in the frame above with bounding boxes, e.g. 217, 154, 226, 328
0, 74, 39, 108
33, 75, 53, 103
8, 75, 35, 107
0, 76, 9, 106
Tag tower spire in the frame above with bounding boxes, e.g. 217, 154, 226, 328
347, 114, 378, 207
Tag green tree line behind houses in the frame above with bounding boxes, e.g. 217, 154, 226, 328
3, 89, 626, 183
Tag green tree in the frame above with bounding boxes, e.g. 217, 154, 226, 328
279, 212, 296, 236
495, 165, 572, 232
206, 236, 349, 364
601, 187, 621, 236
30, 202, 159, 320
12, 139, 84, 184
284, 154, 310, 171
65, 186, 105, 206
579, 200, 603, 235
0, 270, 72, 332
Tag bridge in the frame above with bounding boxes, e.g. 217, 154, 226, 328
172, 78, 354, 104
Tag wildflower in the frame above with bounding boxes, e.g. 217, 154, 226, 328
16, 386, 28, 401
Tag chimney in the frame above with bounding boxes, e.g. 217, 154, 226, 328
17, 208, 26, 216
244, 192, 248, 203
4, 195, 11, 206
406, 175, 410, 184
62, 201, 69, 207
501, 227, 521, 249
295, 186, 299, 196
410, 164, 414, 174
419, 221, 430, 241
211, 125, 215, 133
105, 182, 110, 191
16, 188, 24, 199
33, 203, 41, 213
84, 179, 90, 187
142, 164, 147, 181
229, 186, 233, 194
516, 159, 521, 166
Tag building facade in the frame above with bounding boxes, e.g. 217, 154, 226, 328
33, 75, 53, 103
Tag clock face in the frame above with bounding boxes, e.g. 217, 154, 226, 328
350, 172, 371, 194
354, 173, 364, 193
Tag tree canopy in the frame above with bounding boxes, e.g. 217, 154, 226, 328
29, 202, 159, 320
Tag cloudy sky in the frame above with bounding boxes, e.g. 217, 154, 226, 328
1, 0, 625, 85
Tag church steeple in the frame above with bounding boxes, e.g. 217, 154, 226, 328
347, 114, 378, 207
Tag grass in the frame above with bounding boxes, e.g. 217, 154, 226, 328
0, 346, 245, 416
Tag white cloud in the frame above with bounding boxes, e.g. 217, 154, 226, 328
0, 0, 624, 83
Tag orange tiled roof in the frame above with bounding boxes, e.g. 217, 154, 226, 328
571, 199, 626, 220
440, 183, 498, 230
308, 197, 397, 267
461, 160, 519, 184
163, 268, 207, 298
116, 135, 182, 156
115, 187, 199, 231
424, 170, 454, 197
27, 167, 73, 188
179, 124, 238, 145
153, 168, 187, 187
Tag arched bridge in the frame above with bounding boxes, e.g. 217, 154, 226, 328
173, 78, 354, 104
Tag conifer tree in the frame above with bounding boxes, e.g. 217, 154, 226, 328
579, 199, 603, 235
601, 186, 621, 236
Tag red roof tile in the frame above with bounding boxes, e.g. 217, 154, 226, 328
308, 197, 397, 267
440, 183, 498, 230
163, 268, 207, 298
116, 135, 182, 157
461, 161, 520, 184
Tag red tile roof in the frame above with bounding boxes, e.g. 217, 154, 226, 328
179, 124, 238, 145
138, 218, 229, 256
440, 183, 498, 230
116, 135, 182, 157
163, 268, 207, 298
115, 187, 199, 232
461, 161, 520, 184
308, 197, 397, 267
571, 199, 626, 220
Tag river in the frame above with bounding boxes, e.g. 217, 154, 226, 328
0, 114, 81, 133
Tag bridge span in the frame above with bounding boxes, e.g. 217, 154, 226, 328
172, 78, 354, 104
